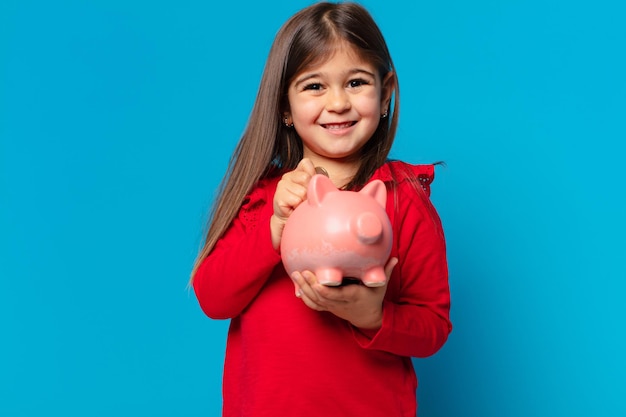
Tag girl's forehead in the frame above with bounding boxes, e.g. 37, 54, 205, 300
328, 40, 362, 58
300, 40, 372, 72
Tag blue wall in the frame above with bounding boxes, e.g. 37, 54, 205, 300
1, 1, 624, 416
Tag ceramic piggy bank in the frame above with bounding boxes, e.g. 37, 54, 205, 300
281, 174, 393, 287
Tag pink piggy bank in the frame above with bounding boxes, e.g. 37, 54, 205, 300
280, 174, 393, 287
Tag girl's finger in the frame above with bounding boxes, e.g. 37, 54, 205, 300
384, 257, 399, 278
296, 158, 316, 177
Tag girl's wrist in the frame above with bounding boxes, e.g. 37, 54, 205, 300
270, 214, 285, 250
351, 312, 382, 332
353, 321, 381, 339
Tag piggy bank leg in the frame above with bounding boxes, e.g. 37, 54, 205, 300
315, 268, 343, 287
361, 267, 387, 287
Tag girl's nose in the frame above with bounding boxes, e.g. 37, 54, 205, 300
325, 87, 351, 112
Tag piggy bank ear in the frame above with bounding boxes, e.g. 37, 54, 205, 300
360, 179, 387, 208
308, 174, 338, 207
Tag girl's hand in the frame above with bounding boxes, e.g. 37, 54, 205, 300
270, 158, 316, 250
291, 257, 399, 330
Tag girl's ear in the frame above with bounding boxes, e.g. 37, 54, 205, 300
380, 72, 395, 113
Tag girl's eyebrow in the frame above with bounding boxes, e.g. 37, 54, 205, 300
293, 68, 376, 88
293, 73, 320, 88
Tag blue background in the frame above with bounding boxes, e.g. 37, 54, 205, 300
1, 0, 624, 416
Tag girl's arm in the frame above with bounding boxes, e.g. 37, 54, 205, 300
193, 159, 316, 320
193, 184, 281, 319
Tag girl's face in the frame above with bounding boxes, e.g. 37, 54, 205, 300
286, 42, 393, 170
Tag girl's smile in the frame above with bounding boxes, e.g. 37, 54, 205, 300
321, 121, 356, 130
320, 121, 357, 136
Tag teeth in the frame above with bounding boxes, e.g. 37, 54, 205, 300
326, 122, 352, 129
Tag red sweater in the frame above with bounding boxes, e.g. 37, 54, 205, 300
193, 161, 451, 417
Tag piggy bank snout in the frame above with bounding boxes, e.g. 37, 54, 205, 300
353, 212, 384, 245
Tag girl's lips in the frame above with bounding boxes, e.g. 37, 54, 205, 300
321, 121, 356, 130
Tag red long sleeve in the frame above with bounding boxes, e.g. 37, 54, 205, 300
193, 178, 282, 319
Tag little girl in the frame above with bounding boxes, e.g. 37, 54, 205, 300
191, 2, 451, 416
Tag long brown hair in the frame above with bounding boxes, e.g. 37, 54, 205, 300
190, 2, 400, 283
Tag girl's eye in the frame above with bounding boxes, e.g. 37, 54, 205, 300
303, 83, 323, 91
349, 79, 370, 88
